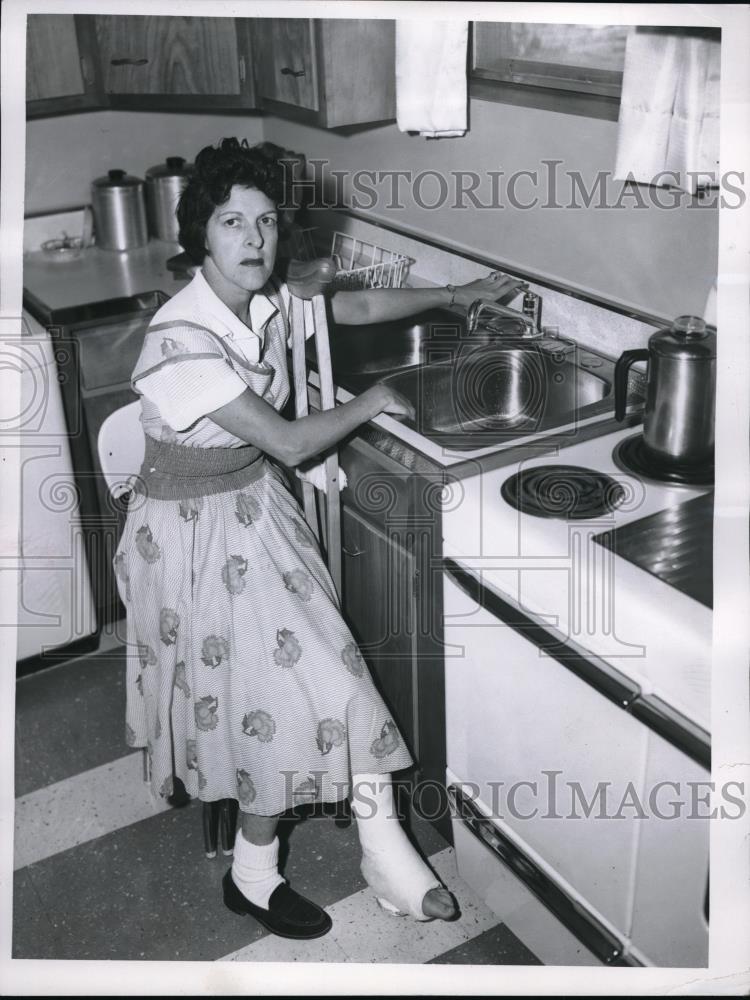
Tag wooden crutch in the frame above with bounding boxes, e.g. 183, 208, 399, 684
287, 258, 342, 596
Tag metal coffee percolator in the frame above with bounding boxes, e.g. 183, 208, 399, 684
615, 315, 717, 466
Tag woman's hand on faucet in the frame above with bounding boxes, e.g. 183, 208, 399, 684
451, 272, 526, 310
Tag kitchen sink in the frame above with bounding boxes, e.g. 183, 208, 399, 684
321, 307, 527, 376
310, 306, 640, 450
380, 341, 614, 448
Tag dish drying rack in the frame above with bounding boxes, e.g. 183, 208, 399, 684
291, 229, 411, 290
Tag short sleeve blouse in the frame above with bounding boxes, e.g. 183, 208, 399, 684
131, 269, 293, 447
135, 326, 249, 432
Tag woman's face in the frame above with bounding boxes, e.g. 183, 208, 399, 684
202, 185, 278, 304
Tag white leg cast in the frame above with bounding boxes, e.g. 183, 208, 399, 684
351, 773, 441, 921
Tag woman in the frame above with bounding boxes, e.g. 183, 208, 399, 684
114, 138, 520, 941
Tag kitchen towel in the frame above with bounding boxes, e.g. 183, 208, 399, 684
396, 21, 469, 138
296, 460, 347, 494
614, 27, 720, 193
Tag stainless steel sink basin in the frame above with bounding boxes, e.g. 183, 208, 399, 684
380, 342, 613, 448
311, 307, 638, 450
323, 308, 527, 376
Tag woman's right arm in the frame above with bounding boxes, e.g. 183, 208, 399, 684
208, 383, 413, 467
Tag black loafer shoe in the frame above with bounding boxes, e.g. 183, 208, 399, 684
222, 870, 332, 940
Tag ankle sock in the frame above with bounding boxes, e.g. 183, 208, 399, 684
230, 831, 285, 909
351, 773, 440, 920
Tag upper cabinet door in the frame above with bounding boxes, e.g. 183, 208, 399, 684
27, 14, 85, 101
319, 19, 395, 127
26, 15, 102, 117
254, 18, 395, 128
95, 15, 249, 100
254, 19, 320, 111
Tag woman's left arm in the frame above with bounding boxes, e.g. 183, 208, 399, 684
329, 272, 526, 326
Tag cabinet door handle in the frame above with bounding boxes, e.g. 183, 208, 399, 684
79, 55, 93, 86
280, 67, 305, 77
110, 57, 149, 66
342, 545, 365, 558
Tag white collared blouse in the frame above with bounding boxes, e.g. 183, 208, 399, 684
131, 268, 309, 449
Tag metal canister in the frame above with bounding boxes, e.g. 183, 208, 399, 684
91, 169, 148, 251
145, 157, 192, 243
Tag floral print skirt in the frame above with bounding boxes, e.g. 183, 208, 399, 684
113, 462, 413, 815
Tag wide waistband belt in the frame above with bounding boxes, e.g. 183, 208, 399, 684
131, 436, 267, 500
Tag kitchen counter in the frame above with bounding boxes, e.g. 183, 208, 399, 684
23, 240, 189, 324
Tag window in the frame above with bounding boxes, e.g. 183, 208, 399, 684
471, 22, 631, 120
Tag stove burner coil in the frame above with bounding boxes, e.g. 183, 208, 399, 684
613, 434, 714, 487
501, 464, 627, 520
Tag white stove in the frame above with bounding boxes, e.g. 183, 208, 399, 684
440, 423, 711, 967
441, 424, 712, 731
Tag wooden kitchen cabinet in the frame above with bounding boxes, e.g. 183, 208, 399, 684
254, 18, 396, 127
93, 15, 257, 110
26, 14, 103, 118
335, 434, 449, 836
26, 14, 393, 124
342, 505, 418, 761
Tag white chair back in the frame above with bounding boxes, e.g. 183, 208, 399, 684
97, 400, 145, 498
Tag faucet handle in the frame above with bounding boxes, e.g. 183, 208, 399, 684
521, 290, 543, 334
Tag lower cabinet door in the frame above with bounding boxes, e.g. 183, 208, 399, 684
443, 570, 647, 936
341, 504, 418, 763
628, 731, 710, 966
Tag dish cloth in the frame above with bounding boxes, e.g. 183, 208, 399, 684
396, 20, 469, 138
296, 460, 347, 493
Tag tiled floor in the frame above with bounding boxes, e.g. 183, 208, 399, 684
13, 647, 542, 965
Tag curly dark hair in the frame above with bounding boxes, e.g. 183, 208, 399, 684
177, 137, 303, 264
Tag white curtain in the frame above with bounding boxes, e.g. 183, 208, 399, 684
614, 28, 720, 193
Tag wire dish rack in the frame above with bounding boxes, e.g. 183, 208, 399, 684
291, 229, 411, 290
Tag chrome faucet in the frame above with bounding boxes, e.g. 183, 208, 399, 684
466, 289, 544, 339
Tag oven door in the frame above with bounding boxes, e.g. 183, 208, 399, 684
443, 563, 709, 967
